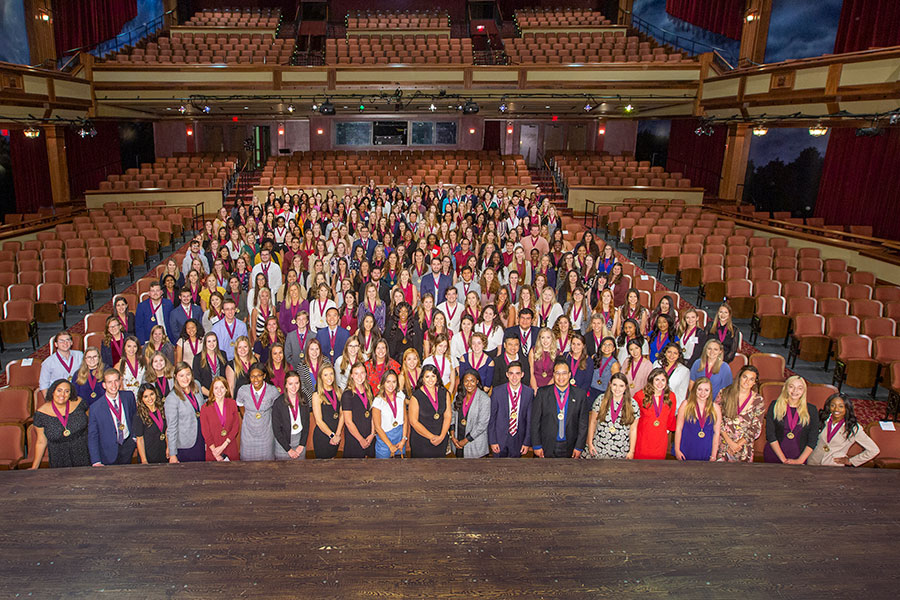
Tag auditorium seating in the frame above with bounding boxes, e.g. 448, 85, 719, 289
505, 31, 686, 64
551, 152, 694, 188
91, 153, 237, 193
514, 7, 613, 29
109, 32, 294, 65
345, 10, 449, 30
260, 150, 532, 187
326, 35, 473, 65
185, 7, 281, 28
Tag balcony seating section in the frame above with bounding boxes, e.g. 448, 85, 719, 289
92, 153, 237, 193
260, 150, 532, 187
326, 35, 473, 65
514, 7, 613, 29
551, 152, 694, 188
185, 8, 281, 28
505, 30, 686, 64
111, 32, 294, 65
345, 10, 450, 31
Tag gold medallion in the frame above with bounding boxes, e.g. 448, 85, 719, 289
195, 411, 201, 418
90, 392, 96, 398
333, 412, 340, 420
698, 431, 705, 438
570, 378, 576, 385
220, 428, 227, 436
402, 338, 408, 344
63, 429, 71, 437
293, 424, 299, 430
291, 318, 296, 325
365, 411, 370, 418
542, 371, 548, 378
823, 444, 829, 452
653, 420, 660, 427
460, 418, 467, 426
160, 433, 166, 441
255, 412, 262, 419
609, 425, 616, 432
298, 351, 305, 360
557, 413, 564, 421
392, 421, 398, 428
433, 413, 440, 420
118, 423, 125, 431
786, 432, 795, 439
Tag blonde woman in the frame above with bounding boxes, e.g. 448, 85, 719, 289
249, 286, 275, 343
688, 339, 733, 401
334, 336, 362, 391
764, 375, 819, 464
399, 348, 422, 403
675, 377, 721, 461
116, 336, 144, 396
423, 333, 458, 397
142, 324, 175, 366
528, 327, 557, 390
593, 288, 620, 339
164, 361, 206, 463
311, 364, 343, 459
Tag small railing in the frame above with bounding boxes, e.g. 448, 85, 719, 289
626, 10, 737, 69
56, 9, 176, 67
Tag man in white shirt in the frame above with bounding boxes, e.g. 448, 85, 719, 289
438, 286, 463, 334
251, 248, 282, 297
39, 332, 84, 395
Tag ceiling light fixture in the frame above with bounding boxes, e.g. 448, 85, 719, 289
808, 123, 828, 137
623, 104, 635, 114
752, 125, 768, 136
23, 126, 41, 139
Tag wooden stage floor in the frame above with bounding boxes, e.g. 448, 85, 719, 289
2, 460, 900, 598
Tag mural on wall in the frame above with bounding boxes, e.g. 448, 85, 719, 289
764, 0, 842, 63
743, 129, 830, 216
0, 0, 31, 64
632, 0, 740, 64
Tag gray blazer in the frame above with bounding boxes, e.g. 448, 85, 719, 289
452, 388, 491, 458
164, 381, 204, 456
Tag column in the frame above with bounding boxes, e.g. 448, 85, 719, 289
44, 125, 71, 206
718, 124, 751, 202
739, 0, 774, 67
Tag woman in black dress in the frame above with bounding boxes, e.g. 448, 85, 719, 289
341, 362, 375, 458
311, 363, 344, 459
409, 364, 451, 458
30, 379, 90, 468
385, 301, 422, 358
133, 383, 168, 464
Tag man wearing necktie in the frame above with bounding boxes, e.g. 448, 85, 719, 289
531, 358, 589, 458
489, 361, 534, 457
316, 307, 350, 364
88, 368, 137, 465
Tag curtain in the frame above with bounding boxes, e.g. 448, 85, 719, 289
52, 0, 137, 54
815, 128, 900, 241
65, 122, 122, 201
9, 130, 53, 213
665, 0, 744, 40
666, 119, 727, 196
833, 0, 900, 53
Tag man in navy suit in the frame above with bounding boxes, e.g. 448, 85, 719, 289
419, 256, 452, 303
351, 225, 377, 262
88, 368, 137, 466
504, 308, 539, 355
531, 358, 590, 459
135, 282, 174, 345
489, 361, 533, 458
316, 307, 350, 364
167, 287, 203, 344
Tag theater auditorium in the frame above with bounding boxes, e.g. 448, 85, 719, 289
1, 0, 899, 596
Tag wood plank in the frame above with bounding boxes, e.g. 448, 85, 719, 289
1, 460, 899, 597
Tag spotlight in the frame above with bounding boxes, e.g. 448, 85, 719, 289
498, 102, 508, 113
89, 127, 97, 137
319, 100, 335, 115
584, 102, 593, 112
745, 10, 759, 23
77, 126, 88, 138
23, 126, 40, 139
890, 113, 900, 125
856, 126, 884, 137
808, 124, 828, 137
469, 128, 476, 134
278, 124, 285, 136
178, 105, 186, 114
507, 125, 514, 134
429, 103, 437, 112
598, 126, 606, 135
358, 103, 365, 112
623, 104, 635, 114
462, 100, 479, 114
287, 104, 295, 113
694, 122, 714, 136
202, 105, 211, 114
752, 125, 768, 136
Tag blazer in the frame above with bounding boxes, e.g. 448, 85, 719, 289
284, 327, 313, 371
531, 384, 590, 458
419, 271, 453, 303
384, 317, 423, 359
168, 303, 203, 345
452, 388, 491, 458
488, 383, 534, 450
492, 351, 532, 387
164, 384, 204, 455
316, 326, 351, 364
199, 397, 241, 461
504, 325, 540, 354
352, 237, 377, 262
135, 297, 174, 345
87, 391, 137, 465
272, 395, 311, 453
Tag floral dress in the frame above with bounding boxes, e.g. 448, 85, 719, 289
583, 397, 640, 459
714, 391, 764, 462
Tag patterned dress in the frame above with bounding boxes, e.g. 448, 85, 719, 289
583, 397, 640, 459
235, 383, 279, 461
715, 391, 764, 462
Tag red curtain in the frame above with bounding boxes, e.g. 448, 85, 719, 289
52, 0, 137, 54
65, 122, 122, 201
9, 130, 53, 213
833, 0, 900, 53
665, 0, 744, 40
815, 128, 900, 241
666, 119, 727, 196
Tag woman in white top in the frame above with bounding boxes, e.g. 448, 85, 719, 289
175, 319, 203, 368
652, 342, 691, 409
372, 370, 408, 458
309, 283, 337, 333
535, 286, 563, 330
476, 305, 505, 354
422, 332, 458, 397
808, 394, 880, 467
334, 336, 362, 392
116, 336, 145, 396
450, 315, 476, 362
504, 245, 533, 286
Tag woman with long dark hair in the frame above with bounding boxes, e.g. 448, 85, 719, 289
809, 394, 880, 467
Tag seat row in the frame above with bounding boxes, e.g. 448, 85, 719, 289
345, 10, 449, 30
185, 8, 281, 28
326, 36, 472, 65
109, 35, 294, 65
91, 155, 236, 193
504, 32, 687, 64
514, 8, 612, 29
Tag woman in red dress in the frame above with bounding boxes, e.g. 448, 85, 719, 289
633, 367, 677, 460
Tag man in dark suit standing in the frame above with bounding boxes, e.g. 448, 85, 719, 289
351, 225, 377, 262
489, 361, 533, 457
419, 255, 452, 303
316, 307, 350, 364
135, 282, 174, 345
531, 357, 590, 458
492, 334, 531, 387
88, 368, 137, 466
504, 308, 539, 356
168, 287, 203, 344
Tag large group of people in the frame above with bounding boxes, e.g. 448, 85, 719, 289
30, 181, 880, 467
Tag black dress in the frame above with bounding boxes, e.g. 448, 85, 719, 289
410, 387, 448, 458
341, 389, 374, 458
312, 390, 341, 459
131, 411, 168, 464
385, 317, 423, 358
32, 402, 91, 468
